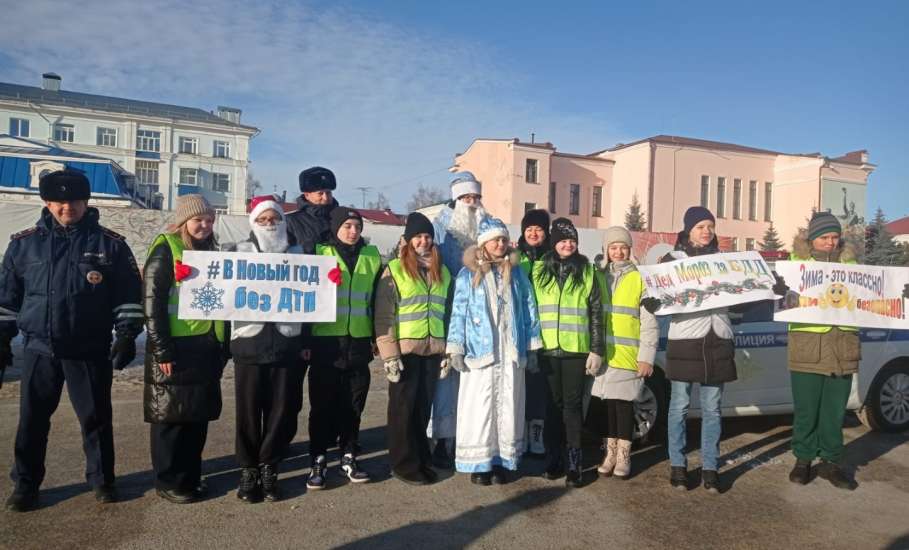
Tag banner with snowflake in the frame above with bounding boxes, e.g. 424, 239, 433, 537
176, 251, 338, 322
636, 251, 777, 315
773, 261, 909, 329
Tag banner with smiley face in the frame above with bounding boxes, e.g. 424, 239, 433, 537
774, 261, 909, 329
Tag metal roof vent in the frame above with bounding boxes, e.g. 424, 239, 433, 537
216, 106, 241, 124
42, 72, 61, 92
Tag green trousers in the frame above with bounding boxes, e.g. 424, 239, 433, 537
790, 371, 852, 462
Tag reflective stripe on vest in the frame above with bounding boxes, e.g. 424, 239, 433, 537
387, 259, 451, 340
148, 233, 225, 342
532, 262, 594, 353
787, 254, 858, 334
312, 244, 381, 337
602, 269, 644, 371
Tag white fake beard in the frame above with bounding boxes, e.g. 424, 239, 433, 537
253, 223, 289, 252
448, 200, 487, 248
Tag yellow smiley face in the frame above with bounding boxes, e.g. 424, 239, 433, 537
825, 283, 850, 308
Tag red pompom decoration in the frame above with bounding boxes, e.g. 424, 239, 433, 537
327, 266, 342, 285
174, 260, 192, 282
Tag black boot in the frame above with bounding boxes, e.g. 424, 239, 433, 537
5, 490, 39, 512
260, 464, 280, 501
702, 470, 721, 494
237, 467, 262, 503
542, 448, 564, 480
669, 466, 688, 490
789, 459, 811, 485
816, 461, 857, 491
565, 447, 583, 488
94, 483, 118, 504
491, 465, 508, 485
432, 439, 454, 470
470, 472, 492, 486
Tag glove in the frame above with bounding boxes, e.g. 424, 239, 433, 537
439, 358, 450, 380
772, 273, 790, 296
641, 297, 662, 314
109, 336, 136, 371
384, 358, 404, 383
449, 353, 468, 373
525, 352, 539, 374
585, 352, 604, 377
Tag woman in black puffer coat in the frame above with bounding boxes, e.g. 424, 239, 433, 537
143, 195, 228, 504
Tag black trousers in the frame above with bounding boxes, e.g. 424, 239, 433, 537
387, 354, 439, 477
587, 397, 634, 441
544, 355, 587, 450
308, 363, 371, 459
234, 359, 304, 468
12, 350, 114, 491
151, 422, 208, 491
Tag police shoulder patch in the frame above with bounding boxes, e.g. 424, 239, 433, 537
9, 227, 38, 241
99, 226, 126, 241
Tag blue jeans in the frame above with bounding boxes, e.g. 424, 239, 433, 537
667, 381, 724, 471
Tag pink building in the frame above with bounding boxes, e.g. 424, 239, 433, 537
454, 135, 875, 250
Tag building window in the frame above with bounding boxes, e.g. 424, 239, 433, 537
700, 175, 709, 208
524, 202, 536, 213
211, 173, 230, 192
179, 137, 198, 155
748, 180, 757, 221
213, 140, 231, 159
53, 123, 74, 143
732, 178, 742, 220
135, 160, 159, 185
137, 129, 161, 152
549, 182, 556, 213
763, 182, 773, 221
525, 158, 538, 184
179, 168, 198, 186
745, 238, 755, 251
569, 183, 580, 215
731, 237, 739, 251
716, 177, 726, 218
96, 127, 117, 147
9, 118, 30, 137
592, 186, 603, 217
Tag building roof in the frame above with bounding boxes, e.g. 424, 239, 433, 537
593, 135, 787, 157
0, 135, 109, 161
0, 82, 258, 131
885, 216, 909, 236
356, 208, 405, 225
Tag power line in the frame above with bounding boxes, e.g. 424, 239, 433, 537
355, 186, 372, 208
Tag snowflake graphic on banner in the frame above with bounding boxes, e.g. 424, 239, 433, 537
190, 281, 225, 316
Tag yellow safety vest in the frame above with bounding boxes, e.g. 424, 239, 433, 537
600, 269, 644, 371
148, 233, 225, 341
519, 252, 532, 276
312, 244, 381, 337
532, 262, 595, 353
387, 259, 451, 340
788, 253, 858, 334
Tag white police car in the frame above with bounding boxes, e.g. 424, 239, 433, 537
633, 301, 909, 442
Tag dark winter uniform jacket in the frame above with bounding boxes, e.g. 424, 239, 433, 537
142, 240, 227, 424
0, 207, 143, 358
285, 196, 338, 254
662, 232, 737, 385
535, 252, 605, 359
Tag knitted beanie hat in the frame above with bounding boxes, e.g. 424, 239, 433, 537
603, 225, 633, 248
173, 194, 215, 228
550, 217, 578, 246
683, 206, 716, 233
808, 211, 842, 241
403, 212, 435, 242
330, 206, 363, 236
521, 208, 550, 235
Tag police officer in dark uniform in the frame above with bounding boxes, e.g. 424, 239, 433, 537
0, 169, 143, 512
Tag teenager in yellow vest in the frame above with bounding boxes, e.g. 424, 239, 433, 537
531, 217, 604, 488
786, 212, 860, 490
143, 195, 227, 504
375, 213, 452, 485
589, 227, 658, 479
308, 207, 381, 489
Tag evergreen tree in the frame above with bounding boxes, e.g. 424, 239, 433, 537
758, 222, 784, 251
865, 208, 906, 266
624, 191, 646, 231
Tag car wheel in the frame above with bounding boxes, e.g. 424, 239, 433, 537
634, 368, 668, 445
861, 362, 909, 433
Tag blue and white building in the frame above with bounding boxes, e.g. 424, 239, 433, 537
0, 73, 259, 213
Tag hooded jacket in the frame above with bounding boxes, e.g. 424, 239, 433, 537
285, 196, 338, 254
446, 245, 542, 369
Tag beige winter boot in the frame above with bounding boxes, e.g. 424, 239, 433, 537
597, 438, 618, 476
614, 439, 632, 479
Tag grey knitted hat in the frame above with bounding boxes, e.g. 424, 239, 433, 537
173, 194, 215, 228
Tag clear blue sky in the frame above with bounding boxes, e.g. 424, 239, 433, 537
2, 0, 907, 220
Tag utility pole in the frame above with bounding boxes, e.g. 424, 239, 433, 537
355, 186, 372, 208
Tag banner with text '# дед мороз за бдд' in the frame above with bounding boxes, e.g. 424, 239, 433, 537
773, 260, 909, 329
636, 250, 778, 315
176, 250, 338, 322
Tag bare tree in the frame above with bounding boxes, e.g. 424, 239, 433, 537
367, 192, 391, 210
246, 172, 263, 199
406, 184, 447, 212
